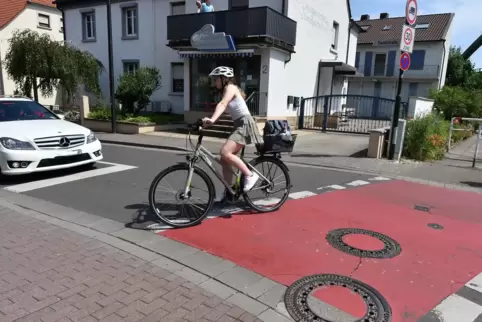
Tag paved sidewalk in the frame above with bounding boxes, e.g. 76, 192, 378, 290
97, 132, 482, 191
0, 196, 290, 321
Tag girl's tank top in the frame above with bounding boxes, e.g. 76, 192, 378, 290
227, 96, 250, 120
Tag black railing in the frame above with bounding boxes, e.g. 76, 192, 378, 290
246, 91, 268, 116
167, 6, 297, 46
298, 94, 408, 134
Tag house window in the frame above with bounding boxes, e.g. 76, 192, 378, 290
415, 23, 430, 29
122, 5, 138, 39
331, 21, 339, 50
38, 14, 50, 29
60, 18, 64, 33
171, 63, 184, 93
171, 2, 185, 15
229, 0, 249, 9
123, 61, 139, 74
374, 53, 386, 76
81, 11, 96, 41
410, 50, 426, 70
382, 25, 392, 30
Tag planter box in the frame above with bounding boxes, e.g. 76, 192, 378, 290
83, 119, 180, 134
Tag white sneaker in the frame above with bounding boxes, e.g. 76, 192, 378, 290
243, 173, 260, 192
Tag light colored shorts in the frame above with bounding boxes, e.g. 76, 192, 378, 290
228, 115, 262, 146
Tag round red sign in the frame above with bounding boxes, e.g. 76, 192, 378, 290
406, 0, 418, 25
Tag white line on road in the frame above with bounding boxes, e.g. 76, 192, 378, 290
465, 272, 482, 293
289, 191, 317, 199
430, 294, 482, 322
317, 184, 346, 190
368, 176, 391, 181
4, 162, 137, 193
346, 180, 370, 187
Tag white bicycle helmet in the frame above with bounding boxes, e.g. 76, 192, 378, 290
209, 66, 234, 78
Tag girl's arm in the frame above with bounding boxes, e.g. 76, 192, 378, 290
209, 85, 236, 123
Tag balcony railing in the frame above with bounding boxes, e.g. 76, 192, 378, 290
355, 64, 440, 78
167, 6, 297, 47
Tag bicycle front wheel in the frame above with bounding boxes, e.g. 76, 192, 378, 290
243, 156, 291, 213
148, 163, 215, 228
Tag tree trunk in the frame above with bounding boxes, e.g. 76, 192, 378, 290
33, 78, 39, 102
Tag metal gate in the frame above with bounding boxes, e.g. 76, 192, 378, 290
298, 94, 408, 134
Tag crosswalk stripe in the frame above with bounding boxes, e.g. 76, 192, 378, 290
317, 184, 346, 190
289, 191, 317, 199
369, 176, 391, 181
346, 180, 370, 187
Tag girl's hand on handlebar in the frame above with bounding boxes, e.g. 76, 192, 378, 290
202, 117, 213, 126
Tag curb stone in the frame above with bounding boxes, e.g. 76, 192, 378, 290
0, 188, 293, 321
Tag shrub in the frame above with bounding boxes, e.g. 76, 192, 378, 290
87, 108, 183, 124
403, 113, 450, 161
430, 86, 482, 120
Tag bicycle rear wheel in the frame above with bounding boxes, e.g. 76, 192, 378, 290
243, 156, 291, 212
148, 163, 215, 228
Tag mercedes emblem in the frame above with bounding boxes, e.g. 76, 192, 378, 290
59, 137, 70, 148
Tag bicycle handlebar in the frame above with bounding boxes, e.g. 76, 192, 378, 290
187, 119, 204, 132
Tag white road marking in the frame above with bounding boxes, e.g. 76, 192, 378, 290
346, 180, 370, 187
430, 294, 482, 322
317, 184, 346, 190
369, 176, 391, 181
253, 198, 281, 206
289, 191, 317, 199
465, 272, 482, 293
4, 162, 137, 193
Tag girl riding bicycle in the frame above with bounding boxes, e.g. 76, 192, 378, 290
202, 66, 262, 198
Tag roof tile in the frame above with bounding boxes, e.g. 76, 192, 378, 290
356, 13, 453, 44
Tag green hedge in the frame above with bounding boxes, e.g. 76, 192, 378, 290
403, 113, 450, 161
87, 108, 183, 124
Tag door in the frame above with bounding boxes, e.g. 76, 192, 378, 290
374, 54, 386, 76
408, 83, 418, 97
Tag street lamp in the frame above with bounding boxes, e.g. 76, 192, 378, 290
106, 0, 116, 133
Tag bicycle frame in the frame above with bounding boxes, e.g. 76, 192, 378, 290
183, 128, 271, 197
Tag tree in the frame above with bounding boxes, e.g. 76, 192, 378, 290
445, 46, 476, 88
4, 29, 104, 101
430, 86, 482, 119
114, 67, 162, 114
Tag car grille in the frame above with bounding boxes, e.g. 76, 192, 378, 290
37, 153, 92, 168
34, 134, 85, 149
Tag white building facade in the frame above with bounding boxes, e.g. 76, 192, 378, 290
348, 13, 454, 104
0, 1, 64, 106
56, 0, 360, 126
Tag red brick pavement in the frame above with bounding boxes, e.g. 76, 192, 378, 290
0, 207, 262, 322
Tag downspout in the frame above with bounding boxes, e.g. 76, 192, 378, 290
281, 0, 286, 15
345, 21, 351, 63
439, 39, 446, 89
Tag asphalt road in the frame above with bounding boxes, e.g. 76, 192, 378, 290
0, 144, 373, 227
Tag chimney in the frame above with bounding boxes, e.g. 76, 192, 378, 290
380, 13, 389, 19
360, 14, 370, 21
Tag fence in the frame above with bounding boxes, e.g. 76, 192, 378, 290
298, 94, 408, 134
246, 91, 268, 117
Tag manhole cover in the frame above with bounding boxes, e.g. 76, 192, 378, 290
284, 274, 392, 322
326, 228, 401, 259
427, 223, 444, 230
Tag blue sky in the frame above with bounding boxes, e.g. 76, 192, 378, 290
350, 0, 482, 68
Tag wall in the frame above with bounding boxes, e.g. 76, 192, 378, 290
439, 21, 453, 88
264, 0, 351, 118
63, 0, 184, 114
0, 4, 63, 106
407, 96, 434, 119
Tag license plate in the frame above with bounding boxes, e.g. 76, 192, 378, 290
61, 149, 81, 156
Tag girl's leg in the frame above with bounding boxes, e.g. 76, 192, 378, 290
220, 140, 259, 191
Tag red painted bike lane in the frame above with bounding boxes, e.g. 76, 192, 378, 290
159, 180, 482, 321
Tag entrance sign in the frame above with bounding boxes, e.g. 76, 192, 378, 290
190, 24, 236, 52
400, 52, 411, 71
400, 25, 415, 53
405, 0, 418, 25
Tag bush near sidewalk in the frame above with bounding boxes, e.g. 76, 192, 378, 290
88, 107, 183, 124
403, 113, 450, 161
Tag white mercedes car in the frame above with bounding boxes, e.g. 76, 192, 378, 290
0, 96, 103, 175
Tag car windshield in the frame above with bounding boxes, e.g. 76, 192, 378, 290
0, 100, 59, 122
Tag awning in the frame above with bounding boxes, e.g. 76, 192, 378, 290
319, 60, 358, 75
178, 49, 255, 59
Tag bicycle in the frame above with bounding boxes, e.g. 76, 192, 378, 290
148, 118, 295, 228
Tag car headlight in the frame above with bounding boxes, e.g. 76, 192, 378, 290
86, 131, 97, 144
0, 137, 35, 150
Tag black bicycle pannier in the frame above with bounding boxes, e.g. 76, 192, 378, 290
256, 120, 297, 154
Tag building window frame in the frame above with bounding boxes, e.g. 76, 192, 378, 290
123, 60, 140, 74
37, 13, 51, 29
171, 62, 184, 94
81, 9, 96, 42
170, 1, 186, 15
121, 3, 139, 40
